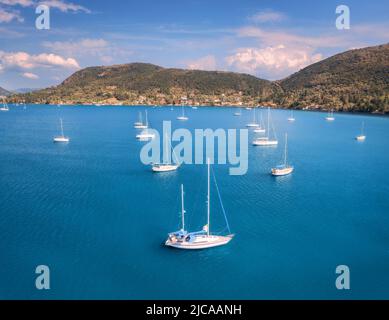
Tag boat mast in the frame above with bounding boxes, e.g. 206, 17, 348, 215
207, 158, 210, 237
181, 184, 185, 231
267, 107, 270, 138
60, 118, 64, 136
284, 133, 288, 166
361, 121, 364, 135
253, 108, 256, 123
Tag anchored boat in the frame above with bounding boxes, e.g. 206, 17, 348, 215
165, 159, 234, 250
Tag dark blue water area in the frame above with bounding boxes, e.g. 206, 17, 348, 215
1, 105, 388, 299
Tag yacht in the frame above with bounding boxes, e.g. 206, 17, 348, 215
53, 118, 70, 143
152, 135, 180, 172
271, 133, 293, 176
355, 121, 366, 141
253, 108, 278, 146
325, 109, 335, 121
165, 160, 234, 250
177, 105, 188, 121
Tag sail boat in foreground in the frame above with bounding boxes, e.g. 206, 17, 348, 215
355, 121, 366, 141
271, 133, 293, 176
152, 134, 180, 172
253, 107, 278, 146
53, 118, 70, 143
165, 159, 234, 250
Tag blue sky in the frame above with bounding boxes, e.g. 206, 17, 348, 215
0, 0, 388, 90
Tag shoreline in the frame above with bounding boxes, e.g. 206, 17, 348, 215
8, 102, 389, 117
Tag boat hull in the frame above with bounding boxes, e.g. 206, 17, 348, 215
165, 235, 234, 250
53, 136, 69, 143
271, 167, 294, 176
253, 128, 266, 133
246, 123, 259, 128
356, 135, 366, 141
325, 117, 335, 121
253, 139, 278, 146
177, 116, 188, 121
152, 164, 179, 172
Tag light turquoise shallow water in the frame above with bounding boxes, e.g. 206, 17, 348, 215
1, 105, 389, 299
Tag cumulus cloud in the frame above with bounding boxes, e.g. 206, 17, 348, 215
22, 72, 39, 79
0, 51, 80, 70
249, 10, 286, 23
39, 0, 91, 13
0, 7, 23, 22
42, 38, 133, 64
226, 45, 322, 78
186, 55, 217, 71
0, 0, 90, 13
0, 0, 34, 6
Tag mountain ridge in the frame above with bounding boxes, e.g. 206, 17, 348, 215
6, 43, 389, 113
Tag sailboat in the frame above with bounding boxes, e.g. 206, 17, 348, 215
246, 108, 259, 127
136, 110, 155, 140
165, 159, 234, 250
325, 109, 335, 121
152, 134, 180, 172
271, 133, 293, 176
53, 118, 70, 143
234, 108, 242, 116
253, 111, 266, 133
0, 100, 9, 112
355, 121, 366, 141
177, 105, 188, 121
253, 107, 278, 146
287, 110, 295, 122
134, 111, 147, 129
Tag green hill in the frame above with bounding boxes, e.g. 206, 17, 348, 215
11, 63, 280, 106
277, 43, 389, 112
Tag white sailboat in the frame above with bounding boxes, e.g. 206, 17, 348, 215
271, 133, 294, 176
253, 107, 278, 146
325, 109, 335, 121
136, 110, 155, 140
53, 118, 70, 143
134, 111, 147, 129
165, 159, 234, 250
246, 108, 259, 127
287, 110, 295, 122
0, 100, 9, 112
177, 105, 188, 121
356, 121, 366, 141
234, 108, 242, 116
152, 134, 180, 172
253, 111, 266, 133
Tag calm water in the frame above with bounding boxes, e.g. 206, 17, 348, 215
1, 105, 389, 300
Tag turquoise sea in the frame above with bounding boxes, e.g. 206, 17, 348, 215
1, 105, 389, 299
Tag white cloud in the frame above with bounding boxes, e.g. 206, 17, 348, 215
249, 10, 286, 23
226, 45, 322, 78
0, 0, 90, 13
0, 7, 23, 23
186, 55, 217, 71
22, 72, 39, 79
0, 0, 34, 6
0, 51, 80, 70
39, 0, 91, 13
